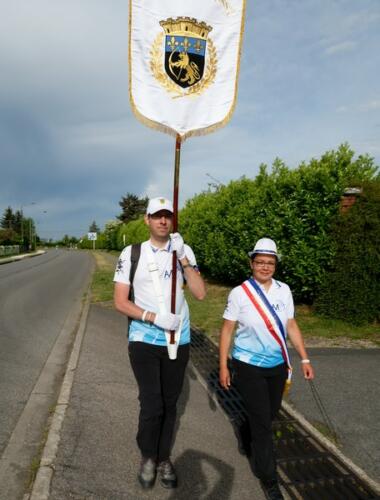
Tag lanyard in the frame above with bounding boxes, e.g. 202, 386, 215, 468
144, 244, 183, 357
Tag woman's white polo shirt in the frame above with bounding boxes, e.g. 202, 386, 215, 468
223, 279, 294, 368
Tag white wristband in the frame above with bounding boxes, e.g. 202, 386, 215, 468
301, 359, 310, 364
142, 310, 148, 322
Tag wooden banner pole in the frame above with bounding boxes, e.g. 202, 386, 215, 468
170, 134, 182, 344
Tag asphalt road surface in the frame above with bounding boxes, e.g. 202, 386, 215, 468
0, 249, 93, 499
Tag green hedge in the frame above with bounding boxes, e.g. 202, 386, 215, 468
116, 218, 149, 250
79, 233, 107, 249
315, 181, 380, 325
180, 144, 378, 303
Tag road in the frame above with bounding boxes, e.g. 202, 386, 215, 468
0, 249, 93, 499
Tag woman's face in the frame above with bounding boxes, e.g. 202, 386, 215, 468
250, 253, 277, 283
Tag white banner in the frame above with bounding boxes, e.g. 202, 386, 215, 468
129, 0, 246, 139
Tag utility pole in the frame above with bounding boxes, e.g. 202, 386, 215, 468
20, 202, 36, 251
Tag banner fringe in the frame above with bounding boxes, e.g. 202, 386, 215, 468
128, 0, 247, 142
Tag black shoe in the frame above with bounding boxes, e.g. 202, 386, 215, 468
261, 479, 284, 500
157, 459, 178, 489
138, 457, 156, 489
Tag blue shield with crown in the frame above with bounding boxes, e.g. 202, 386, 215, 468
159, 17, 212, 89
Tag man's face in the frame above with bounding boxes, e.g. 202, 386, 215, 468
145, 210, 173, 239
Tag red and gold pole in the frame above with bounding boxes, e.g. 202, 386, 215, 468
170, 134, 182, 344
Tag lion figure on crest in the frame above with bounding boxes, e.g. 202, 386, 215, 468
169, 52, 201, 85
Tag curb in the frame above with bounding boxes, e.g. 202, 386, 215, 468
0, 250, 46, 265
28, 290, 92, 500
281, 400, 380, 496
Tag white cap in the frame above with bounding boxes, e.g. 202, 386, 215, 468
248, 238, 280, 260
146, 197, 174, 215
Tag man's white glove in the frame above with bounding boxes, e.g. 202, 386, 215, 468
170, 232, 186, 260
154, 312, 181, 331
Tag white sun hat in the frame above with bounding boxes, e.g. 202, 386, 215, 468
146, 197, 174, 215
248, 237, 281, 261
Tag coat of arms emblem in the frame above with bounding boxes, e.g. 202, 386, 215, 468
150, 17, 217, 98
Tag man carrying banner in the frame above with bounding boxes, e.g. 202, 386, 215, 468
219, 238, 314, 500
114, 197, 206, 490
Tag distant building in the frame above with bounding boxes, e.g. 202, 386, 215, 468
339, 187, 362, 213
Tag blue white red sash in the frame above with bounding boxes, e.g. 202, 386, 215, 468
241, 278, 292, 381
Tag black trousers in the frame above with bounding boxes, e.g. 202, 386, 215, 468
128, 341, 189, 462
233, 358, 287, 482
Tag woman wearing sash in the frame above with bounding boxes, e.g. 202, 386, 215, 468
219, 238, 314, 500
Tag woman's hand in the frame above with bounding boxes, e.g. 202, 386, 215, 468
301, 362, 314, 380
219, 319, 236, 390
219, 366, 231, 390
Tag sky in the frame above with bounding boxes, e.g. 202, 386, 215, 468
0, 0, 379, 240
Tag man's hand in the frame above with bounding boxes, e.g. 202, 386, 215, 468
170, 232, 186, 260
154, 312, 181, 331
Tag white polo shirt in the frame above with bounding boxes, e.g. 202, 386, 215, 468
114, 239, 197, 346
223, 278, 294, 368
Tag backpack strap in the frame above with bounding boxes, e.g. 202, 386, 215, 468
128, 243, 141, 302
126, 243, 141, 335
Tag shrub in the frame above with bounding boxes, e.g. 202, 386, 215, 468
315, 180, 380, 325
180, 144, 378, 303
116, 218, 149, 249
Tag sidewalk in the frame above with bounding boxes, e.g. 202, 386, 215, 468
47, 305, 266, 500
30, 298, 380, 499
287, 346, 380, 483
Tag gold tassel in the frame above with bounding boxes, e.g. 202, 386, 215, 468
283, 378, 291, 397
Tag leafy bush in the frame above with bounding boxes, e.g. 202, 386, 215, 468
79, 233, 107, 249
0, 228, 20, 245
180, 144, 378, 303
315, 181, 380, 325
116, 218, 149, 250
103, 220, 122, 251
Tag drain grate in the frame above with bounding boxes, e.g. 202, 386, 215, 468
190, 327, 379, 500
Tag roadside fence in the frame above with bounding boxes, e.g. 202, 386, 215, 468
0, 245, 20, 257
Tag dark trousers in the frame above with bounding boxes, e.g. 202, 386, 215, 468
128, 341, 189, 462
233, 358, 287, 482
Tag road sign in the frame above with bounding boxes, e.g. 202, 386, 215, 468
87, 232, 97, 241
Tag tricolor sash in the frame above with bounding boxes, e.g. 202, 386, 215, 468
241, 278, 292, 385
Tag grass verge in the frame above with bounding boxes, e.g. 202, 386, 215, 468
91, 251, 116, 303
186, 282, 380, 346
91, 251, 380, 345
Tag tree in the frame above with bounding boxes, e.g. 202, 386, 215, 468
59, 235, 79, 247
13, 210, 23, 234
117, 193, 148, 223
0, 228, 18, 245
1, 207, 15, 230
89, 221, 100, 232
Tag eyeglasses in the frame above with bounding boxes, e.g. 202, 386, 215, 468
253, 260, 276, 268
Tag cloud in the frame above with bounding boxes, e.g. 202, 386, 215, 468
1, 0, 379, 239
325, 41, 356, 55
359, 100, 380, 112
